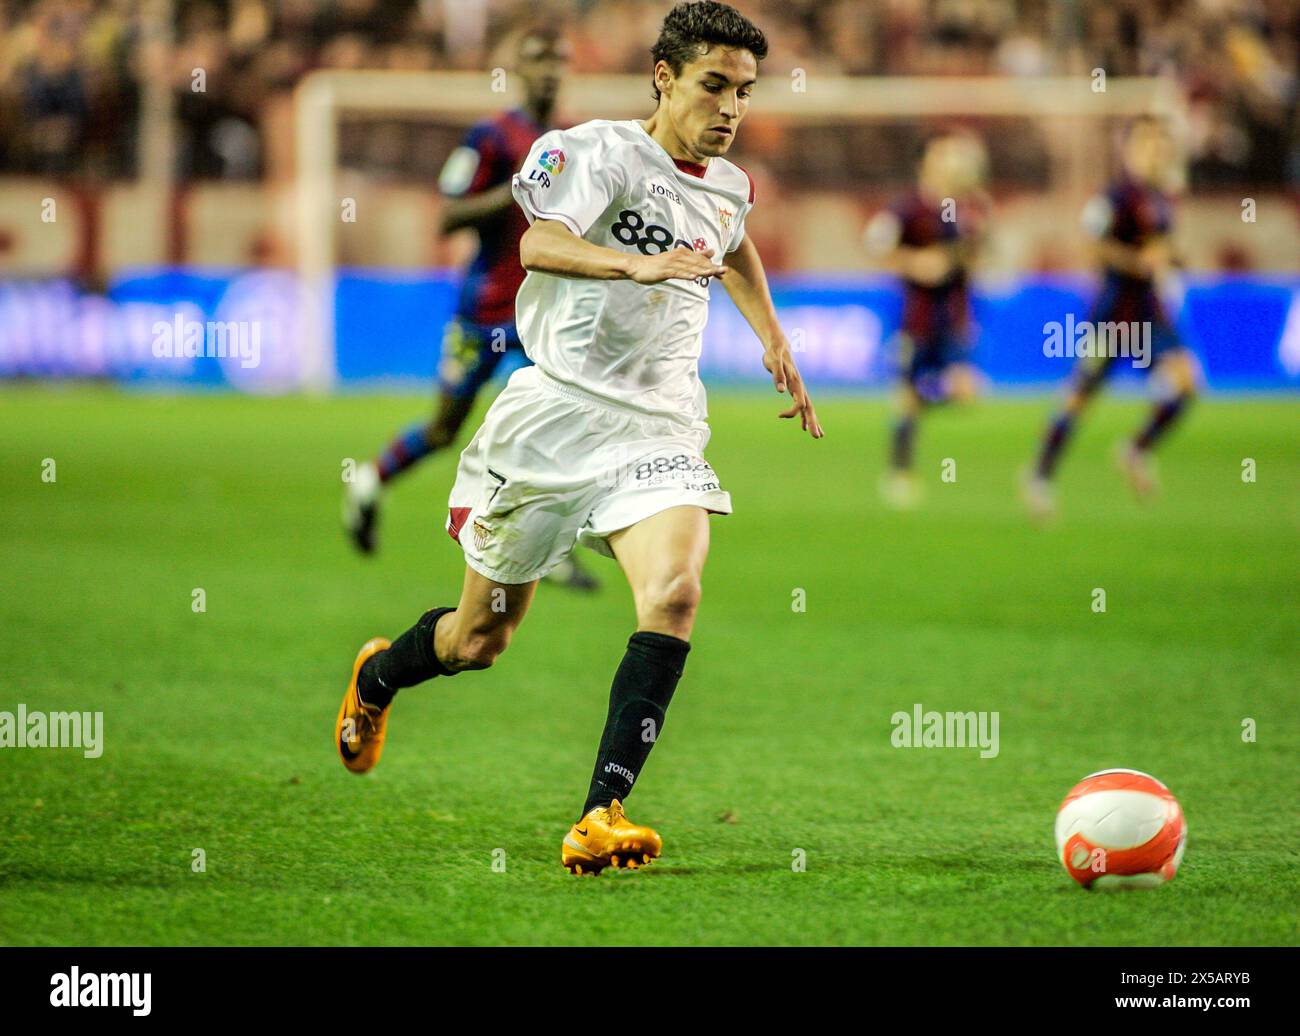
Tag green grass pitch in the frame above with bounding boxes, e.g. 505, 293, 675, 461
1, 385, 1296, 946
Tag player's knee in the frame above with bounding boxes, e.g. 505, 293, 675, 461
949, 376, 977, 403
1174, 364, 1199, 399
1157, 364, 1197, 401
645, 570, 702, 626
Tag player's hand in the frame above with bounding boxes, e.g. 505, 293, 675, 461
763, 341, 824, 439
1137, 240, 1172, 278
629, 245, 728, 285
907, 246, 954, 286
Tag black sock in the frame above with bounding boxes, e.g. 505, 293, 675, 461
1035, 412, 1075, 479
1134, 394, 1189, 451
581, 631, 690, 819
890, 415, 916, 471
357, 607, 457, 709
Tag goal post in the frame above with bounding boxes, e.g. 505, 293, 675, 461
293, 71, 1184, 391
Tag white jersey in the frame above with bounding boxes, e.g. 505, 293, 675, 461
510, 118, 755, 425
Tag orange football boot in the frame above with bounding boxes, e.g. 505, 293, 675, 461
561, 799, 662, 875
335, 637, 392, 774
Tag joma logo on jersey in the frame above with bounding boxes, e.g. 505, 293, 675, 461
648, 182, 681, 204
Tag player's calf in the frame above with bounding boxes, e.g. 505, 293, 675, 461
333, 612, 470, 777
1032, 383, 1099, 484
1128, 351, 1197, 467
423, 393, 475, 453
423, 421, 457, 451
578, 630, 689, 819
432, 569, 535, 671
1132, 392, 1192, 455
434, 612, 516, 671
889, 412, 917, 472
355, 606, 460, 712
883, 407, 922, 509
334, 570, 535, 773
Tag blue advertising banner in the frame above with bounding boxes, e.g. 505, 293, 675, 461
1, 269, 1296, 391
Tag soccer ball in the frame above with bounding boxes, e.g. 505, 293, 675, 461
1055, 768, 1186, 890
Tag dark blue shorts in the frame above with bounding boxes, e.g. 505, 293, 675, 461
437, 316, 528, 400
1070, 305, 1184, 393
897, 332, 972, 402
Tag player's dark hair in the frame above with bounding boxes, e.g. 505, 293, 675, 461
650, 1, 768, 101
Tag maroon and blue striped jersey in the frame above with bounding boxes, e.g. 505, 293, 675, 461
887, 191, 983, 343
438, 108, 549, 327
1083, 176, 1176, 324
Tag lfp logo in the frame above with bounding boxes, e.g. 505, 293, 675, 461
527, 148, 566, 189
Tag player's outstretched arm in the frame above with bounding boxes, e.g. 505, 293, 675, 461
441, 182, 516, 234
722, 235, 824, 439
520, 219, 728, 283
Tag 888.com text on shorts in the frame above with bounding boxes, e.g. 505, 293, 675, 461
446, 365, 732, 584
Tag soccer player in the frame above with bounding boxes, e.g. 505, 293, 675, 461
1024, 116, 1198, 518
335, 1, 822, 874
343, 26, 598, 589
864, 131, 989, 508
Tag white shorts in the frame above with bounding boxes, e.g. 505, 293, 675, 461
446, 366, 732, 584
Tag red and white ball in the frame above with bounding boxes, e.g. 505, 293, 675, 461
1055, 769, 1186, 890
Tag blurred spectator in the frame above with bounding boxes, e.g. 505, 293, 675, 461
0, 0, 1292, 187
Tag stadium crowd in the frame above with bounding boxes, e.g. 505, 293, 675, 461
0, 0, 1295, 186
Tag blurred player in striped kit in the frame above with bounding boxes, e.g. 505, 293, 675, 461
865, 131, 990, 509
1024, 117, 1199, 519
